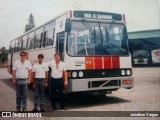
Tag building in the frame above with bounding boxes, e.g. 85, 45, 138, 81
128, 29, 160, 67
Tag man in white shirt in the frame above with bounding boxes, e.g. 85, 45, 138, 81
32, 54, 48, 112
12, 51, 32, 112
48, 52, 68, 111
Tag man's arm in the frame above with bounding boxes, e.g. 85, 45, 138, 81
27, 69, 32, 84
28, 61, 32, 84
12, 61, 17, 86
32, 72, 35, 83
44, 72, 48, 87
63, 71, 68, 87
12, 70, 16, 85
63, 62, 68, 90
45, 72, 48, 83
32, 72, 36, 89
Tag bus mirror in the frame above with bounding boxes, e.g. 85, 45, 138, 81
65, 19, 71, 32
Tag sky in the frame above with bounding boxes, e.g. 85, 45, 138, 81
0, 0, 160, 48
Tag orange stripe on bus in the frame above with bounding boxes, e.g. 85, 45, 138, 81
104, 57, 112, 69
94, 57, 102, 69
85, 57, 94, 70
112, 56, 120, 69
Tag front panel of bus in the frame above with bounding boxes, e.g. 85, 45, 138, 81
64, 14, 134, 93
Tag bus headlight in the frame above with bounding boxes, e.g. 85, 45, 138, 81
79, 71, 84, 78
126, 70, 131, 75
121, 70, 125, 75
72, 71, 77, 78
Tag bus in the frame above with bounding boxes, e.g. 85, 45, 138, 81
128, 29, 160, 67
8, 10, 134, 95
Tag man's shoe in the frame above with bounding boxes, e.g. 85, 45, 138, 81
40, 108, 45, 112
23, 108, 27, 112
32, 108, 38, 112
61, 107, 67, 110
17, 108, 21, 112
50, 108, 56, 112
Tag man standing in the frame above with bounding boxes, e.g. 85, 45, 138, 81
32, 54, 48, 112
48, 52, 68, 111
12, 51, 32, 112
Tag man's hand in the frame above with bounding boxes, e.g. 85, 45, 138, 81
64, 81, 68, 87
27, 79, 30, 85
33, 83, 36, 89
64, 81, 68, 94
12, 79, 16, 86
63, 71, 68, 93
44, 83, 48, 88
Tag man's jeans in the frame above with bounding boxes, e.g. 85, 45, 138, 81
34, 78, 45, 110
16, 79, 27, 109
50, 77, 65, 109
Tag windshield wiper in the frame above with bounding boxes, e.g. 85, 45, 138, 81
104, 21, 115, 43
105, 26, 109, 42
81, 19, 92, 31
108, 21, 115, 30
81, 19, 96, 43
92, 26, 96, 43
99, 23, 103, 45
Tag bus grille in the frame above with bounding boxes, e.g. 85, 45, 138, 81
85, 69, 121, 78
88, 80, 120, 88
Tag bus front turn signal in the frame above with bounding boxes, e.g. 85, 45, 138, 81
122, 80, 132, 84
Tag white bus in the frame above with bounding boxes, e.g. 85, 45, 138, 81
152, 49, 160, 64
8, 10, 134, 95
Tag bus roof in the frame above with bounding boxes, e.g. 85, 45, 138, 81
10, 10, 125, 43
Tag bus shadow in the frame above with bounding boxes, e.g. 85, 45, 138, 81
0, 78, 14, 89
65, 94, 131, 109
1, 79, 131, 110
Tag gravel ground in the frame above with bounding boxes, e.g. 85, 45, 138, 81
0, 67, 160, 120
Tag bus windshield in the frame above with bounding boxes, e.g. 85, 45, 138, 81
67, 21, 129, 56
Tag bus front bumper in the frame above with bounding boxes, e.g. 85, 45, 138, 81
67, 76, 134, 93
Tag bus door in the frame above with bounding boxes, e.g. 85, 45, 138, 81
56, 32, 65, 61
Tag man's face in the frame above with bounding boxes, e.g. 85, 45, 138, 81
54, 55, 60, 62
38, 57, 43, 64
20, 55, 26, 61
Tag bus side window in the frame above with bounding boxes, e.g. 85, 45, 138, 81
14, 44, 16, 53
43, 28, 55, 47
9, 46, 11, 54
28, 37, 34, 50
22, 35, 28, 51
26, 39, 29, 50
11, 41, 15, 53
34, 27, 44, 49
40, 33, 43, 48
56, 32, 65, 58
53, 28, 55, 45
14, 40, 18, 53
28, 31, 35, 50
43, 31, 46, 47
34, 33, 43, 49
44, 20, 55, 47
17, 39, 22, 52
27, 38, 31, 49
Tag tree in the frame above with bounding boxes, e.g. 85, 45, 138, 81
25, 13, 35, 32
0, 47, 8, 64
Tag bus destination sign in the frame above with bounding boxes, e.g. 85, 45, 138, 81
73, 11, 122, 21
